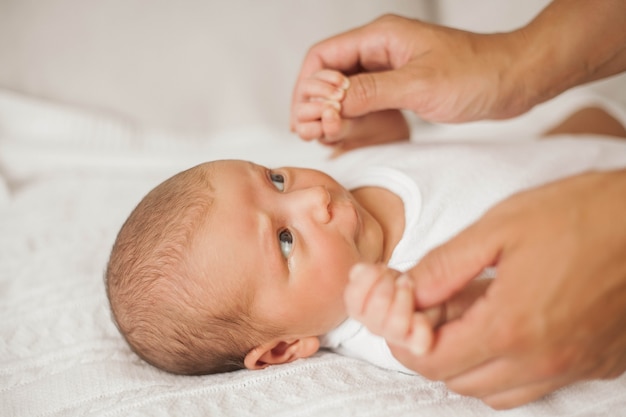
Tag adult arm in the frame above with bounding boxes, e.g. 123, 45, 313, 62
291, 0, 626, 130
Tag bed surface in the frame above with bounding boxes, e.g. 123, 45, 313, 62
2, 89, 626, 417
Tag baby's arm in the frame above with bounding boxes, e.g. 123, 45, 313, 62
292, 70, 410, 154
345, 263, 491, 365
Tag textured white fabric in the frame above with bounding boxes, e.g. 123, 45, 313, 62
3, 89, 626, 416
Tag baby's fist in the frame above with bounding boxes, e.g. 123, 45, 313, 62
345, 263, 436, 356
291, 69, 350, 144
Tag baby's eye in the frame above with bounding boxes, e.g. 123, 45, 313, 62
278, 229, 293, 259
270, 171, 285, 191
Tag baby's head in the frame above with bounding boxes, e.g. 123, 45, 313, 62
106, 160, 383, 374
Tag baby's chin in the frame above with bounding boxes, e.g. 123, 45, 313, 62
331, 312, 351, 330
311, 311, 350, 338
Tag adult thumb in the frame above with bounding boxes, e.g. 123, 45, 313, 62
408, 221, 502, 308
342, 69, 414, 118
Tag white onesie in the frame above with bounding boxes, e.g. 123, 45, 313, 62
320, 136, 626, 374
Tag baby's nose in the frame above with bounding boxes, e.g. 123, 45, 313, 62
299, 186, 331, 224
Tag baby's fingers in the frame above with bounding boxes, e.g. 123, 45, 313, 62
345, 263, 382, 318
295, 121, 323, 142
291, 70, 349, 130
299, 70, 349, 102
382, 275, 415, 344
407, 313, 435, 356
346, 263, 402, 334
319, 107, 349, 144
311, 69, 351, 90
293, 101, 343, 142
384, 277, 436, 355
294, 101, 341, 123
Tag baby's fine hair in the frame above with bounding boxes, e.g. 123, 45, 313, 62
106, 163, 277, 375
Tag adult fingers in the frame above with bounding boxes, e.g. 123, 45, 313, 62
406, 295, 497, 380
407, 214, 505, 309
340, 69, 419, 118
445, 355, 567, 400
393, 211, 512, 380
480, 378, 571, 410
443, 356, 570, 409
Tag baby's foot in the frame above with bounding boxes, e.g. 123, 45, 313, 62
345, 263, 438, 356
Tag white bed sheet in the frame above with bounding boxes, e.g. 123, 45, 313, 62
2, 89, 626, 417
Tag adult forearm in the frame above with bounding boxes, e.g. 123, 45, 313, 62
514, 0, 626, 106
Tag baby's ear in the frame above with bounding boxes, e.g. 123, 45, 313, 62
244, 337, 320, 370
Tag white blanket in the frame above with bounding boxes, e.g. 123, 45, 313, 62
2, 89, 626, 416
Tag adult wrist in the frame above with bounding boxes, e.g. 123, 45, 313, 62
474, 30, 537, 120
507, 23, 579, 112
506, 0, 626, 114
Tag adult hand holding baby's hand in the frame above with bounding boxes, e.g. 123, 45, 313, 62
291, 14, 527, 129
293, 2, 626, 142
345, 263, 492, 366
292, 69, 409, 154
304, 1, 626, 410
386, 169, 626, 409
344, 263, 438, 356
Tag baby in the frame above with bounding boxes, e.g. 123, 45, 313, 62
106, 71, 626, 376
105, 156, 466, 373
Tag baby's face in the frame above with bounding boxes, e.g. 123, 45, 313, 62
195, 160, 384, 339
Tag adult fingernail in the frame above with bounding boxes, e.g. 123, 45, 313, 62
341, 77, 351, 90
